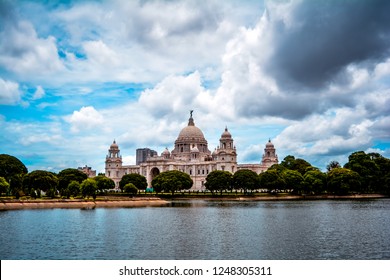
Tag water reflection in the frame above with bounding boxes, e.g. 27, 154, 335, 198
169, 200, 261, 208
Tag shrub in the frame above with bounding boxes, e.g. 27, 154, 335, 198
124, 183, 138, 196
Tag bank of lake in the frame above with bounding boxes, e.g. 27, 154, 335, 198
0, 193, 388, 210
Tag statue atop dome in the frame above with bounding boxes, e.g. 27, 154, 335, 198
188, 110, 195, 126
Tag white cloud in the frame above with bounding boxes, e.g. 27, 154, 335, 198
48, 0, 245, 84
83, 40, 120, 67
65, 106, 105, 133
20, 134, 62, 146
0, 78, 23, 105
374, 57, 390, 79
138, 72, 211, 121
0, 20, 64, 77
36, 102, 58, 110
275, 107, 374, 158
32, 85, 45, 100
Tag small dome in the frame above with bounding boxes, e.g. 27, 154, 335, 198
266, 139, 274, 147
221, 127, 231, 138
110, 140, 118, 149
162, 148, 170, 155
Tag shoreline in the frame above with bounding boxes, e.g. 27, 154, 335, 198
0, 197, 170, 210
0, 194, 388, 210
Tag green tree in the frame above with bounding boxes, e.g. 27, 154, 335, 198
344, 151, 379, 193
119, 173, 147, 191
282, 169, 303, 194
280, 155, 313, 175
280, 155, 296, 170
326, 161, 341, 172
0, 176, 10, 195
369, 153, 390, 194
303, 170, 326, 194
45, 188, 57, 198
80, 178, 97, 199
0, 154, 28, 195
123, 183, 138, 196
58, 168, 88, 194
268, 164, 287, 172
259, 169, 286, 192
151, 170, 193, 195
205, 170, 232, 195
94, 175, 115, 193
66, 181, 81, 198
327, 168, 361, 195
29, 188, 37, 198
232, 169, 260, 194
23, 170, 58, 193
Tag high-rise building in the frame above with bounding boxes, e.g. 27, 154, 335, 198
136, 148, 158, 165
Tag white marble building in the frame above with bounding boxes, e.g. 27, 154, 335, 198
105, 112, 278, 190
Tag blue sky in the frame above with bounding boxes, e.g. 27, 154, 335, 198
1, 0, 390, 173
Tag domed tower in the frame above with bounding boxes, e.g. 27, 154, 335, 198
214, 126, 237, 172
105, 140, 123, 189
261, 139, 278, 168
220, 127, 234, 150
171, 111, 211, 161
161, 147, 171, 160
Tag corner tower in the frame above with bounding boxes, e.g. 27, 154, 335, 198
261, 139, 278, 168
105, 140, 123, 189
213, 127, 237, 173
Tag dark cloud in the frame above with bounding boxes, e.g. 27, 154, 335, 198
0, 0, 27, 54
238, 91, 316, 119
267, 0, 390, 90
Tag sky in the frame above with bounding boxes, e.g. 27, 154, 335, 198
1, 0, 390, 174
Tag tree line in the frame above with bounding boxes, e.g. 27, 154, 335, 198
144, 150, 390, 196
1, 150, 390, 198
204, 151, 390, 195
0, 154, 115, 198
147, 150, 390, 196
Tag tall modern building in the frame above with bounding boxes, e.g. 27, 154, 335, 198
136, 148, 157, 165
105, 112, 278, 189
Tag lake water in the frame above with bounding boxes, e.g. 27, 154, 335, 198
1, 199, 389, 260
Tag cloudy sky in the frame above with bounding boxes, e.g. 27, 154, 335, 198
1, 0, 390, 173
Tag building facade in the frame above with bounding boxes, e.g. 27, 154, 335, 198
105, 113, 278, 190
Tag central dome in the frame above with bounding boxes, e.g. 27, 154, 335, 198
177, 118, 206, 142
171, 112, 211, 159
